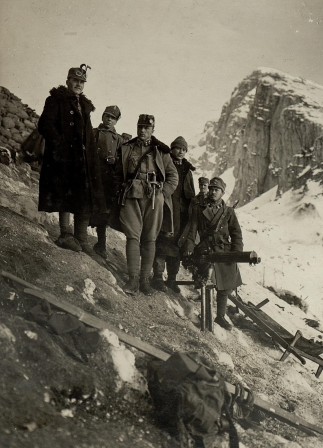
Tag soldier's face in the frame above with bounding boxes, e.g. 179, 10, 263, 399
208, 186, 224, 202
66, 77, 85, 95
199, 183, 209, 195
137, 125, 154, 142
103, 114, 117, 129
171, 146, 187, 160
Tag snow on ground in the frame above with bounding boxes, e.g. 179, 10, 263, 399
237, 181, 323, 324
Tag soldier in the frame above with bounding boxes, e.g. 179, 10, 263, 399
91, 105, 124, 258
195, 177, 209, 206
114, 114, 178, 295
183, 177, 243, 330
152, 136, 195, 293
38, 64, 106, 254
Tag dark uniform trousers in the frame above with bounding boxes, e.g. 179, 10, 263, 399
120, 191, 164, 278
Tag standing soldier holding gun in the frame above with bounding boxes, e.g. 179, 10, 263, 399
114, 114, 178, 295
183, 177, 243, 330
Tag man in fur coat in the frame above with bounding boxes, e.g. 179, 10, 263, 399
38, 64, 106, 254
114, 114, 178, 296
184, 177, 243, 330
152, 136, 196, 293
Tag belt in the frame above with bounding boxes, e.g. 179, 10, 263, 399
128, 171, 160, 181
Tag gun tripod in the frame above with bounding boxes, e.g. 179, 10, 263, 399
176, 280, 216, 332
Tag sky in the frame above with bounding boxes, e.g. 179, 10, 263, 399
1, 0, 323, 143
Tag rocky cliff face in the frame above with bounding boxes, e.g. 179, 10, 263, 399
190, 68, 323, 205
0, 86, 38, 164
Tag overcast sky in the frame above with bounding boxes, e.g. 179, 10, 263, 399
1, 0, 323, 143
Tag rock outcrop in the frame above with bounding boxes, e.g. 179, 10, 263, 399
190, 68, 323, 205
0, 86, 38, 163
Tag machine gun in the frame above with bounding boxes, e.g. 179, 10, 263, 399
198, 250, 260, 265
180, 250, 261, 331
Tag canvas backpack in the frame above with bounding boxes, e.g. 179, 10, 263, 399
147, 352, 240, 448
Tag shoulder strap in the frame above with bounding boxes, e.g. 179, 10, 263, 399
129, 146, 153, 179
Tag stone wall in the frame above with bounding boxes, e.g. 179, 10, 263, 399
0, 86, 38, 164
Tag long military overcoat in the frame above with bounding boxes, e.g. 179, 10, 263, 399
184, 200, 243, 290
38, 86, 106, 215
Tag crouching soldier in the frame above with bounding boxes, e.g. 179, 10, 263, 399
114, 114, 178, 295
183, 177, 243, 330
38, 64, 106, 253
152, 136, 195, 293
91, 105, 124, 258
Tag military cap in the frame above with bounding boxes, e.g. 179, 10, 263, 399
209, 177, 226, 192
198, 176, 209, 185
137, 114, 155, 126
67, 64, 90, 82
170, 136, 188, 151
103, 105, 121, 119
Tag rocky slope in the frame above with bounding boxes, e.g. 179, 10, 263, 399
189, 68, 323, 206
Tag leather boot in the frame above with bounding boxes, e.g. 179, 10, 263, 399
214, 315, 232, 331
139, 277, 154, 296
215, 291, 232, 330
165, 257, 181, 293
74, 213, 94, 255
94, 225, 107, 259
151, 276, 167, 292
123, 276, 139, 295
56, 233, 82, 252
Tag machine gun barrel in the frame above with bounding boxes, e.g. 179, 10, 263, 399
201, 251, 261, 264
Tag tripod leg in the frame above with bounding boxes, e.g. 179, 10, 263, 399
201, 286, 206, 331
207, 288, 214, 332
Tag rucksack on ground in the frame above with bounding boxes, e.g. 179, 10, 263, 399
147, 352, 240, 448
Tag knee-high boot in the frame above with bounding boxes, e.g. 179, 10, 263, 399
215, 290, 232, 330
123, 239, 140, 295
74, 213, 92, 254
140, 241, 155, 295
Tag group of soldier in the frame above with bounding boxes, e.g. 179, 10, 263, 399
37, 64, 244, 330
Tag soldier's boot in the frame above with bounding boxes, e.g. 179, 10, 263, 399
152, 255, 167, 292
56, 212, 82, 252
74, 213, 94, 255
123, 239, 140, 295
214, 291, 232, 331
165, 257, 181, 293
94, 224, 107, 259
123, 276, 139, 295
140, 241, 155, 296
139, 277, 154, 296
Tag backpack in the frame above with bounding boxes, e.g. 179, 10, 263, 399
21, 127, 45, 163
147, 352, 239, 448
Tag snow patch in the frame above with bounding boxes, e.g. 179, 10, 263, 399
0, 324, 16, 342
82, 278, 96, 304
101, 329, 146, 393
24, 331, 38, 340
